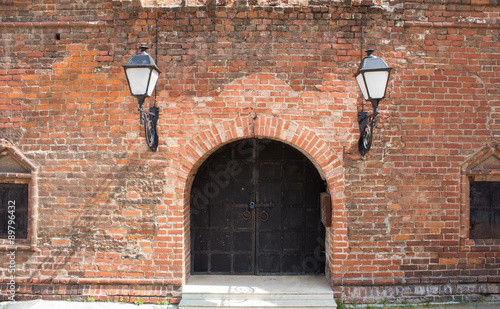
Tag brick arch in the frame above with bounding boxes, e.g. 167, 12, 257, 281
183, 115, 343, 186
169, 114, 347, 281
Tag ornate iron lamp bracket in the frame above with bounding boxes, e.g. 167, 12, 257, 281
137, 97, 159, 152
358, 101, 379, 157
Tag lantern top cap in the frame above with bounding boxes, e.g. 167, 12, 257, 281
122, 45, 161, 73
354, 50, 393, 75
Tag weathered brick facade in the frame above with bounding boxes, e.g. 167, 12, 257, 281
0, 0, 499, 305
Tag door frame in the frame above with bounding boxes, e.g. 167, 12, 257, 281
176, 116, 346, 285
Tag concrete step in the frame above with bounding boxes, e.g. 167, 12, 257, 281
184, 293, 334, 300
179, 299, 337, 308
179, 275, 337, 309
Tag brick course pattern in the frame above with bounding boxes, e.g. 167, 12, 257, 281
0, 0, 499, 304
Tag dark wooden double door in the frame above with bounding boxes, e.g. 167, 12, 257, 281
191, 139, 325, 275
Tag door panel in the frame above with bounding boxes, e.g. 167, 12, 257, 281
191, 138, 325, 275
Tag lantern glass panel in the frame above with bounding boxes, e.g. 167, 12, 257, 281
364, 71, 389, 100
147, 69, 160, 97
125, 67, 151, 96
355, 74, 369, 101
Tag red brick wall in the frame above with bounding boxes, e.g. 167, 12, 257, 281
0, 0, 499, 304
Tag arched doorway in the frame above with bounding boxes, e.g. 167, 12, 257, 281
190, 138, 326, 275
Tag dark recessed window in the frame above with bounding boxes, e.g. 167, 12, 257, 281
470, 181, 500, 240
0, 183, 29, 239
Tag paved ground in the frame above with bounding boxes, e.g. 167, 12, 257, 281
1, 300, 500, 309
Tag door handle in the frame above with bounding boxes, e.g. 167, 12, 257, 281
259, 210, 269, 222
241, 209, 252, 221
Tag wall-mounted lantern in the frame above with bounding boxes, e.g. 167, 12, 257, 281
354, 49, 393, 156
123, 46, 161, 152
